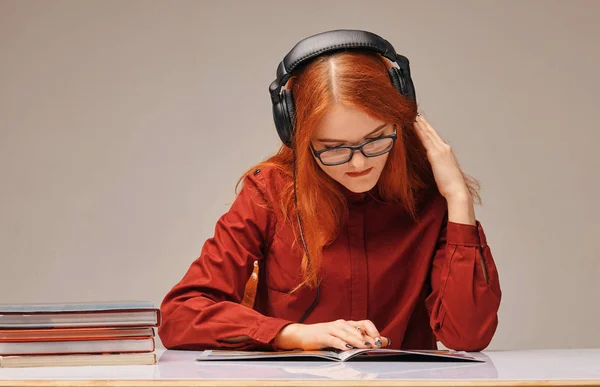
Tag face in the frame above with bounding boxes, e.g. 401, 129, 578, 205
311, 103, 393, 193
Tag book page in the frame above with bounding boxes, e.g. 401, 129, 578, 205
197, 349, 341, 361
338, 348, 372, 361
341, 348, 482, 362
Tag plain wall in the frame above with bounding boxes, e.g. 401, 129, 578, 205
1, 0, 598, 350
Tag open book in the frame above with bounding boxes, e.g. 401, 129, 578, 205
196, 349, 482, 362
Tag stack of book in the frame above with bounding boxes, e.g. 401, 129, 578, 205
0, 301, 160, 368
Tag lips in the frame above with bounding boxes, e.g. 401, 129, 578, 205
346, 167, 373, 177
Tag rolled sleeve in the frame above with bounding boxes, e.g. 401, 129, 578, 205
446, 220, 488, 247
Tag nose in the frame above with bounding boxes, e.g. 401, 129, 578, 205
348, 149, 367, 170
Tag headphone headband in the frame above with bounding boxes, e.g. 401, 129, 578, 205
269, 30, 401, 103
269, 29, 416, 147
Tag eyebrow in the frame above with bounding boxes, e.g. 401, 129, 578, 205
317, 123, 388, 144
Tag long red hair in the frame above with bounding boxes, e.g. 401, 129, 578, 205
238, 51, 480, 290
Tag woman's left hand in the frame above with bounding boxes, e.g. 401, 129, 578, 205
413, 115, 470, 201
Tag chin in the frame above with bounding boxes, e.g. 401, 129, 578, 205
342, 179, 378, 193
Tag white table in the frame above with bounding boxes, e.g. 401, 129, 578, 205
0, 348, 599, 386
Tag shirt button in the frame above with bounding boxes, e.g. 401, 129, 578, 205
253, 169, 261, 175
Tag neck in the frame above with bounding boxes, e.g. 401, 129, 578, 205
338, 183, 370, 203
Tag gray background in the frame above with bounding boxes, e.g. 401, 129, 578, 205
1, 0, 598, 350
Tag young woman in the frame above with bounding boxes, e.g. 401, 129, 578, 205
158, 30, 501, 352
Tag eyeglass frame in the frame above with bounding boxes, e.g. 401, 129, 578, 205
310, 124, 398, 166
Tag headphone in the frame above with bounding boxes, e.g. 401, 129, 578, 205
267, 29, 418, 323
269, 29, 418, 148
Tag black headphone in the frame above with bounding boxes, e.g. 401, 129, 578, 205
268, 29, 418, 148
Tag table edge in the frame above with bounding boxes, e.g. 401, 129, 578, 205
0, 379, 599, 387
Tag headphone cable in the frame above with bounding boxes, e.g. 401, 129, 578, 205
292, 152, 320, 323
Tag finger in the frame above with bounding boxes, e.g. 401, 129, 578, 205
348, 321, 381, 347
357, 320, 382, 347
340, 325, 376, 348
345, 320, 374, 342
333, 320, 365, 344
414, 119, 440, 153
413, 120, 436, 150
331, 330, 374, 349
416, 116, 448, 147
357, 327, 367, 337
383, 337, 392, 347
326, 335, 354, 352
331, 322, 374, 349
415, 117, 443, 149
346, 320, 365, 334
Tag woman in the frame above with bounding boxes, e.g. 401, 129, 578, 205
158, 30, 501, 352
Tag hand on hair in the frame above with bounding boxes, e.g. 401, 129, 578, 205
414, 115, 471, 201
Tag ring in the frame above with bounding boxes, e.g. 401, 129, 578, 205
385, 337, 392, 347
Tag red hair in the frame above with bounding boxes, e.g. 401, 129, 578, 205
238, 51, 480, 290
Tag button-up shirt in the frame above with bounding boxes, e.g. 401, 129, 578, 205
158, 166, 501, 351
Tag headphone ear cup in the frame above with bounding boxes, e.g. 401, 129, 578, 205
387, 67, 405, 96
284, 90, 297, 134
273, 91, 293, 147
274, 90, 296, 147
388, 66, 417, 103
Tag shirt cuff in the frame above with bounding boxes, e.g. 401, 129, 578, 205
446, 220, 487, 247
250, 316, 294, 349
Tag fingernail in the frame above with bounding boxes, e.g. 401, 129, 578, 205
345, 344, 353, 349
374, 338, 382, 347
364, 342, 372, 346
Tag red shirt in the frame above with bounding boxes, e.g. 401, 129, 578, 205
158, 167, 501, 351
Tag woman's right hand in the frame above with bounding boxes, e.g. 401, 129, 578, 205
273, 319, 385, 351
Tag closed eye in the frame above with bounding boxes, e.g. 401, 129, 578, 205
316, 123, 388, 145
366, 133, 385, 141
324, 132, 384, 148
320, 127, 389, 149
364, 130, 387, 141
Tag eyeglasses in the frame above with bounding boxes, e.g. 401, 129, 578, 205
310, 124, 397, 166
